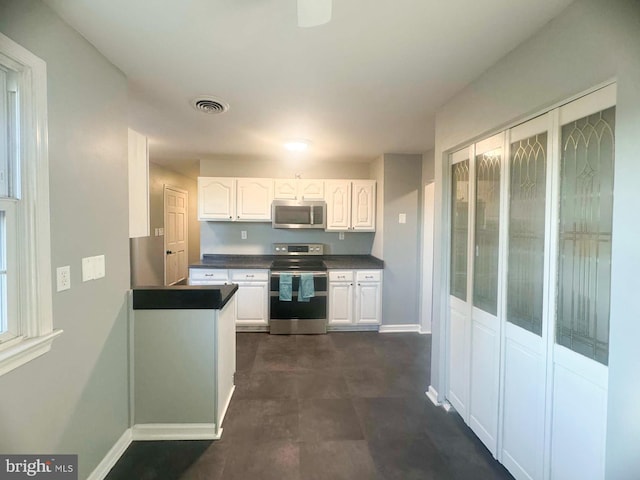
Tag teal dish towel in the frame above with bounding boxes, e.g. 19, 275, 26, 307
279, 273, 293, 301
298, 273, 315, 302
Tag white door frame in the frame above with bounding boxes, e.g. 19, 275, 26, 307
420, 182, 435, 334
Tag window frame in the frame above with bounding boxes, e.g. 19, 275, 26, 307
0, 32, 61, 377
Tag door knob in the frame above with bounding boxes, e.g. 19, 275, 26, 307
166, 250, 173, 255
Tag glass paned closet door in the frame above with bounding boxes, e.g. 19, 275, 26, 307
551, 84, 616, 480
500, 115, 551, 480
447, 148, 473, 419
468, 133, 504, 456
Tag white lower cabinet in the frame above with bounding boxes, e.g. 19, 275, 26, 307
229, 270, 269, 329
328, 270, 382, 328
188, 268, 269, 329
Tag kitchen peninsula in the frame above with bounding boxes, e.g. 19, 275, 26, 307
129, 284, 238, 440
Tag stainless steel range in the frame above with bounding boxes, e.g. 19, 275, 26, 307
269, 243, 327, 334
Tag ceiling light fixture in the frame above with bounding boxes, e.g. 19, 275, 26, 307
297, 0, 332, 28
284, 139, 311, 152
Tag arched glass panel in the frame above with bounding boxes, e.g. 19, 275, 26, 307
473, 150, 501, 315
557, 106, 615, 365
507, 133, 547, 335
450, 160, 469, 300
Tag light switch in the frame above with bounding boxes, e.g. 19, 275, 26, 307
241, 230, 247, 240
158, 228, 164, 236
399, 213, 407, 224
94, 255, 105, 279
82, 257, 95, 282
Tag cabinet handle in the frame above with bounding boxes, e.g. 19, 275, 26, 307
166, 250, 173, 255
246, 274, 254, 278
229, 216, 232, 219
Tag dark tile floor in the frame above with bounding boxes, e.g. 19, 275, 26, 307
106, 332, 513, 480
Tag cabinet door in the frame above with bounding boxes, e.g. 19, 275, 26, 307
198, 177, 235, 220
351, 180, 376, 231
235, 282, 269, 326
355, 281, 382, 325
236, 178, 273, 221
273, 179, 298, 200
299, 179, 324, 200
325, 181, 351, 231
329, 282, 354, 325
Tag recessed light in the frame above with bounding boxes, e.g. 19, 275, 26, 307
284, 139, 311, 152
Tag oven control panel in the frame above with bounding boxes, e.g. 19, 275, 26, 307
273, 243, 324, 255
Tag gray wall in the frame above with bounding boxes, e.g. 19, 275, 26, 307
370, 155, 384, 258
201, 222, 374, 255
429, 1, 640, 476
0, 1, 130, 478
149, 162, 200, 264
381, 154, 422, 325
199, 156, 375, 255
200, 155, 372, 179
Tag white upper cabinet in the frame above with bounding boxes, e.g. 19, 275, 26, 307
236, 178, 273, 221
273, 179, 298, 200
198, 177, 236, 221
351, 180, 376, 231
273, 179, 324, 200
128, 128, 149, 237
326, 179, 376, 231
298, 179, 324, 200
325, 180, 352, 231
198, 177, 272, 221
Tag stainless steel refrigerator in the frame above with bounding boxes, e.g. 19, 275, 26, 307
130, 236, 164, 287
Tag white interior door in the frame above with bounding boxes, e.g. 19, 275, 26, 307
164, 186, 188, 286
500, 114, 552, 480
469, 132, 504, 456
447, 147, 472, 419
549, 84, 615, 480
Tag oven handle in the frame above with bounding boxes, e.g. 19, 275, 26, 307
269, 291, 327, 297
270, 271, 327, 277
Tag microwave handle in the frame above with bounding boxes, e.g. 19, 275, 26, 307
310, 206, 314, 225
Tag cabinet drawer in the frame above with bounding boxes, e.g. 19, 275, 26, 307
230, 270, 269, 282
356, 270, 381, 282
189, 269, 229, 282
329, 270, 354, 282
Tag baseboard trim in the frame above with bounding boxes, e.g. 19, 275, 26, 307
131, 423, 221, 441
86, 428, 132, 480
379, 324, 421, 333
327, 325, 379, 332
426, 385, 440, 406
236, 326, 268, 332
219, 385, 235, 427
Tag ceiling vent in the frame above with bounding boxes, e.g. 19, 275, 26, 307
191, 96, 229, 115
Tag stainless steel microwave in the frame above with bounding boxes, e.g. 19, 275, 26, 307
272, 200, 326, 229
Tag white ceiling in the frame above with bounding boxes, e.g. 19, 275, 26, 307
44, 0, 573, 176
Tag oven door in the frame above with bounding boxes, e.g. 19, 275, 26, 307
269, 272, 327, 333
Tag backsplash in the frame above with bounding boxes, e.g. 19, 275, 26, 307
200, 222, 374, 255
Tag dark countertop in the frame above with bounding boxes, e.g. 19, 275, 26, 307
321, 255, 384, 269
189, 254, 383, 270
132, 284, 238, 310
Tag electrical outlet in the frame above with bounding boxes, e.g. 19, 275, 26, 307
94, 255, 105, 279
241, 230, 247, 240
339, 232, 345, 240
82, 256, 95, 282
56, 265, 71, 292
399, 213, 407, 224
